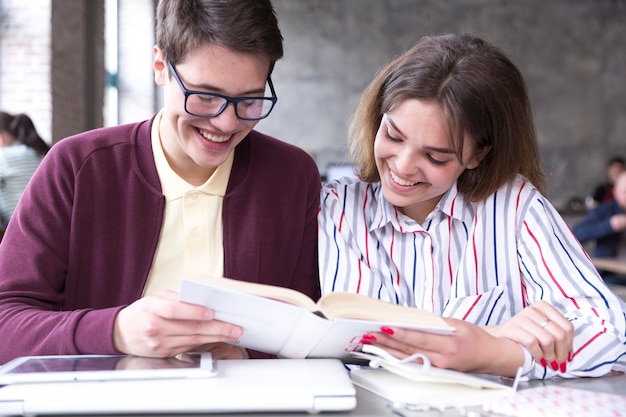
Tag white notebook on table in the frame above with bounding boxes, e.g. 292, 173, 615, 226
0, 358, 356, 415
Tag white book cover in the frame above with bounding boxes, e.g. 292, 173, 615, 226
349, 345, 518, 411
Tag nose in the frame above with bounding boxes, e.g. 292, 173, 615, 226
210, 102, 241, 132
395, 148, 418, 176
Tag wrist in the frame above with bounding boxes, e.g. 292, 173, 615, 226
485, 337, 526, 377
518, 344, 535, 376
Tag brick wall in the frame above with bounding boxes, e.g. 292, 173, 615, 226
0, 0, 104, 144
0, 0, 52, 143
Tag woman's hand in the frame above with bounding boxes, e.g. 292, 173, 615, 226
113, 290, 243, 358
485, 300, 573, 372
364, 318, 524, 377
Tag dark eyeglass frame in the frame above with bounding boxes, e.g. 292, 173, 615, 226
168, 61, 278, 121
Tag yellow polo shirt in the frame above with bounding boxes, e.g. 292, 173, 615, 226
142, 111, 233, 296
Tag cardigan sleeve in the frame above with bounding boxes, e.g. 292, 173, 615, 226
0, 121, 158, 365
0, 142, 120, 363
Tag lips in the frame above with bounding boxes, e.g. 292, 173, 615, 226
197, 127, 231, 143
390, 170, 417, 187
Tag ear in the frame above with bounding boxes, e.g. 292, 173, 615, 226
153, 45, 167, 86
466, 145, 491, 170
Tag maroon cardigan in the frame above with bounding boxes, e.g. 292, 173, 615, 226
0, 116, 321, 363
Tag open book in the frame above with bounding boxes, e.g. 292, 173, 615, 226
349, 345, 518, 411
178, 277, 453, 360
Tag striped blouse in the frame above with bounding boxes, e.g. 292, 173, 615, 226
319, 174, 626, 379
0, 144, 44, 227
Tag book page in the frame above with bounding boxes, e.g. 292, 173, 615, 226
180, 279, 313, 355
275, 313, 335, 358
306, 318, 410, 360
317, 292, 452, 332
179, 278, 452, 360
184, 276, 317, 309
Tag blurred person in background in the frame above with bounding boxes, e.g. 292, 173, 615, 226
586, 156, 624, 209
0, 111, 50, 230
574, 171, 626, 285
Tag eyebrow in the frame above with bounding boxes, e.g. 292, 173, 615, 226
176, 67, 266, 96
384, 114, 456, 154
198, 83, 266, 97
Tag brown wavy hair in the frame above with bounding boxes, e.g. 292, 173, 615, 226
349, 33, 545, 200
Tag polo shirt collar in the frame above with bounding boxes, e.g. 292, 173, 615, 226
151, 110, 234, 201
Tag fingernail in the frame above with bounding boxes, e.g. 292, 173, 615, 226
560, 361, 567, 373
360, 339, 372, 345
550, 360, 559, 371
540, 358, 547, 367
231, 327, 243, 338
380, 326, 394, 335
362, 333, 377, 342
568, 351, 573, 362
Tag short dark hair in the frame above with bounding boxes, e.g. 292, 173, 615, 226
156, 0, 283, 74
607, 156, 625, 167
349, 33, 545, 200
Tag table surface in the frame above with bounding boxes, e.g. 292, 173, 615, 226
592, 257, 626, 275
34, 369, 624, 417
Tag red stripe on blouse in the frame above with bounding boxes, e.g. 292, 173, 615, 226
462, 293, 484, 320
523, 221, 581, 310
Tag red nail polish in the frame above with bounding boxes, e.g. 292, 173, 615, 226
361, 333, 377, 342
359, 339, 372, 345
380, 326, 394, 335
550, 360, 559, 371
540, 358, 547, 367
560, 361, 567, 373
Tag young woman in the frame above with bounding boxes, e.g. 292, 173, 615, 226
319, 34, 626, 380
0, 111, 49, 229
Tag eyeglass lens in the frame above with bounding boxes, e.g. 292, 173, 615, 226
185, 94, 274, 120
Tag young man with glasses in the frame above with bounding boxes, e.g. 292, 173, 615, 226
0, 0, 321, 363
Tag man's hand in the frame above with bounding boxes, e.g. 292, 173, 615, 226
113, 290, 243, 358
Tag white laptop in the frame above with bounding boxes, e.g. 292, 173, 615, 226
0, 358, 356, 415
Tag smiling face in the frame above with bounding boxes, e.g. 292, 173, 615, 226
374, 99, 485, 223
153, 43, 271, 185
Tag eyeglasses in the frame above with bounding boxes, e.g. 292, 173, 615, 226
168, 62, 277, 121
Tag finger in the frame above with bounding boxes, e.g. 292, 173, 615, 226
532, 302, 574, 365
369, 326, 453, 362
185, 318, 243, 341
146, 323, 243, 357
154, 289, 179, 301
148, 294, 216, 321
536, 318, 572, 372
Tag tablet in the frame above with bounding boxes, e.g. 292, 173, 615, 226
0, 352, 216, 385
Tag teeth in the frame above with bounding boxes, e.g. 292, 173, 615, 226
390, 170, 417, 186
198, 128, 230, 143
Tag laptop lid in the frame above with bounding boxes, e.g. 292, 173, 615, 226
0, 358, 356, 415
